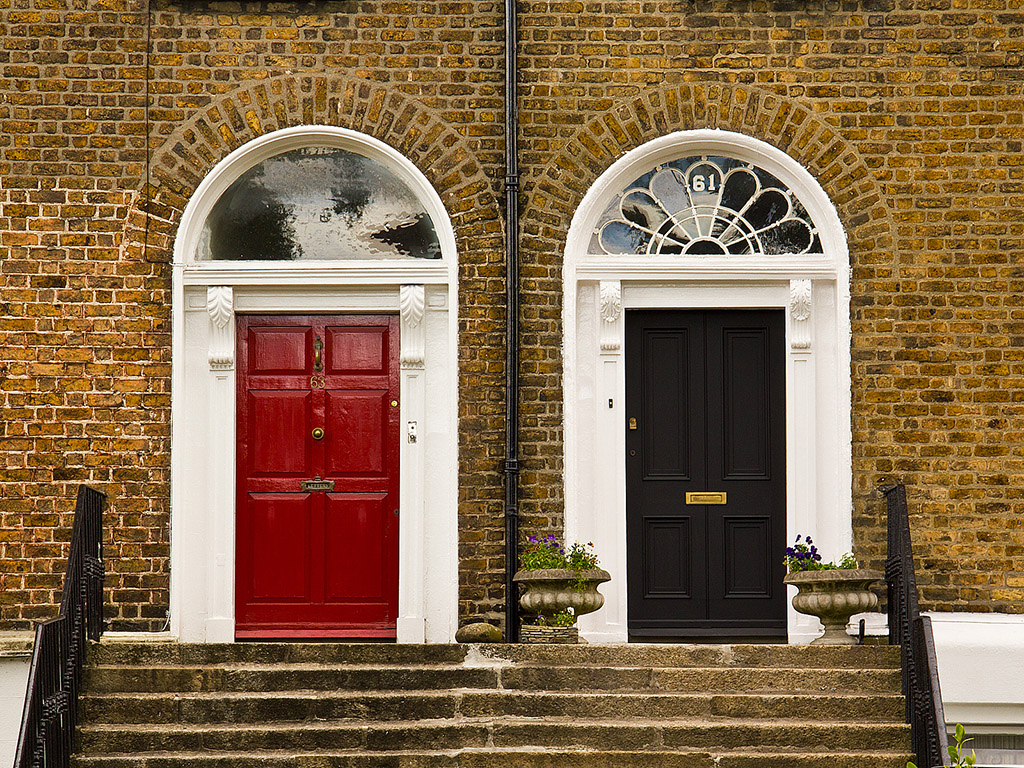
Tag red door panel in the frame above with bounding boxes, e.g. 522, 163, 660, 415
324, 493, 391, 601
246, 391, 312, 477
250, 327, 311, 373
245, 494, 312, 601
325, 391, 388, 476
236, 315, 400, 638
327, 326, 388, 374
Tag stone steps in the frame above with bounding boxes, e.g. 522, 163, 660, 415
73, 641, 913, 768
71, 750, 911, 768
84, 642, 899, 668
82, 663, 901, 694
80, 689, 906, 723
77, 718, 911, 753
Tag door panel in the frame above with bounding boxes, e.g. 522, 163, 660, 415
236, 315, 400, 638
328, 326, 388, 374
723, 516, 771, 597
626, 309, 786, 638
325, 391, 388, 476
643, 517, 693, 597
324, 493, 389, 600
250, 327, 311, 373
642, 329, 695, 479
721, 327, 771, 478
245, 494, 312, 601
247, 391, 312, 476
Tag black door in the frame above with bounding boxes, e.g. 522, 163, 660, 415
625, 309, 786, 639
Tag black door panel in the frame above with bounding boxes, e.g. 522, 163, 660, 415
625, 309, 786, 638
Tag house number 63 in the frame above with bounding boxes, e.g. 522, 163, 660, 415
310, 375, 326, 389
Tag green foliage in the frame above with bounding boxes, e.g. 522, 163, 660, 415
838, 552, 858, 569
907, 723, 975, 768
521, 535, 601, 592
521, 536, 600, 572
520, 535, 569, 570
532, 608, 576, 627
784, 534, 859, 573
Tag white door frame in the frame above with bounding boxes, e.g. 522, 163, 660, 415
168, 126, 459, 643
563, 130, 852, 644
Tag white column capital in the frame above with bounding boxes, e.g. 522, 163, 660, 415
207, 286, 234, 370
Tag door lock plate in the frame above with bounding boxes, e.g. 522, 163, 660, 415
686, 492, 727, 505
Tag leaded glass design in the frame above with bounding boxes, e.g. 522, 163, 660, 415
198, 146, 441, 261
591, 156, 821, 256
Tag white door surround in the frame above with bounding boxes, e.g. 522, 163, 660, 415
169, 126, 459, 643
563, 130, 852, 644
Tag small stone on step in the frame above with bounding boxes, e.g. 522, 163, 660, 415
455, 622, 503, 643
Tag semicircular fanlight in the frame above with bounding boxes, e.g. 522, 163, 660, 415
199, 146, 442, 261
591, 156, 821, 257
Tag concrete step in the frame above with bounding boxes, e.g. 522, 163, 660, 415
71, 748, 915, 768
82, 663, 500, 694
82, 662, 901, 695
476, 643, 902, 670
87, 641, 899, 670
87, 642, 471, 667
80, 688, 906, 725
458, 689, 906, 721
77, 718, 911, 754
75, 641, 911, 767
498, 664, 902, 694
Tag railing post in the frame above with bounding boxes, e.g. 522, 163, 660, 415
881, 483, 950, 768
14, 485, 107, 768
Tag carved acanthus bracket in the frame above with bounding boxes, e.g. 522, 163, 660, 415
789, 279, 812, 350
207, 286, 234, 370
400, 284, 426, 369
599, 280, 622, 352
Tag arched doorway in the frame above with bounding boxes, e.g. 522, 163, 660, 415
169, 126, 458, 642
563, 130, 852, 644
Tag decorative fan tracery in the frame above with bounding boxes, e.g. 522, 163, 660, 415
592, 156, 821, 256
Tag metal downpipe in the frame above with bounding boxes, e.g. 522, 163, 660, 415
503, 0, 521, 643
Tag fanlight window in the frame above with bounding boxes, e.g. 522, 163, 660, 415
592, 156, 821, 256
198, 146, 441, 261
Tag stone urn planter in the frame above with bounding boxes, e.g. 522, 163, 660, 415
784, 569, 883, 645
513, 568, 611, 622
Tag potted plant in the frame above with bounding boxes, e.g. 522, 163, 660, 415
513, 535, 610, 643
783, 535, 883, 645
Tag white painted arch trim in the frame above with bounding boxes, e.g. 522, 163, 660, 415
563, 129, 853, 644
169, 126, 458, 643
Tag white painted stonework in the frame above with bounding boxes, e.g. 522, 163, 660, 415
928, 613, 1024, 731
169, 126, 459, 643
563, 130, 853, 644
0, 659, 29, 763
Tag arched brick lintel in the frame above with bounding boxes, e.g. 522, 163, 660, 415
523, 83, 896, 259
120, 74, 501, 263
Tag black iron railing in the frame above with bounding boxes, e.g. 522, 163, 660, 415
882, 483, 949, 768
14, 485, 106, 768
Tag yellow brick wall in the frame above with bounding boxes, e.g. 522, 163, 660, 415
1, 0, 1022, 628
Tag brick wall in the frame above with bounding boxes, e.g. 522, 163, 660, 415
515, 0, 1024, 614
1, 0, 1023, 630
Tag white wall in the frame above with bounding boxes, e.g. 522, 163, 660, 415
929, 613, 1024, 731
0, 637, 32, 765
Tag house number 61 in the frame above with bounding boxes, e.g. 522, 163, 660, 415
689, 173, 719, 193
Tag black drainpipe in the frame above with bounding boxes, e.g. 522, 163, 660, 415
503, 0, 521, 644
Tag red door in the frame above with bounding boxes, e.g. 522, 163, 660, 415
235, 315, 400, 638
